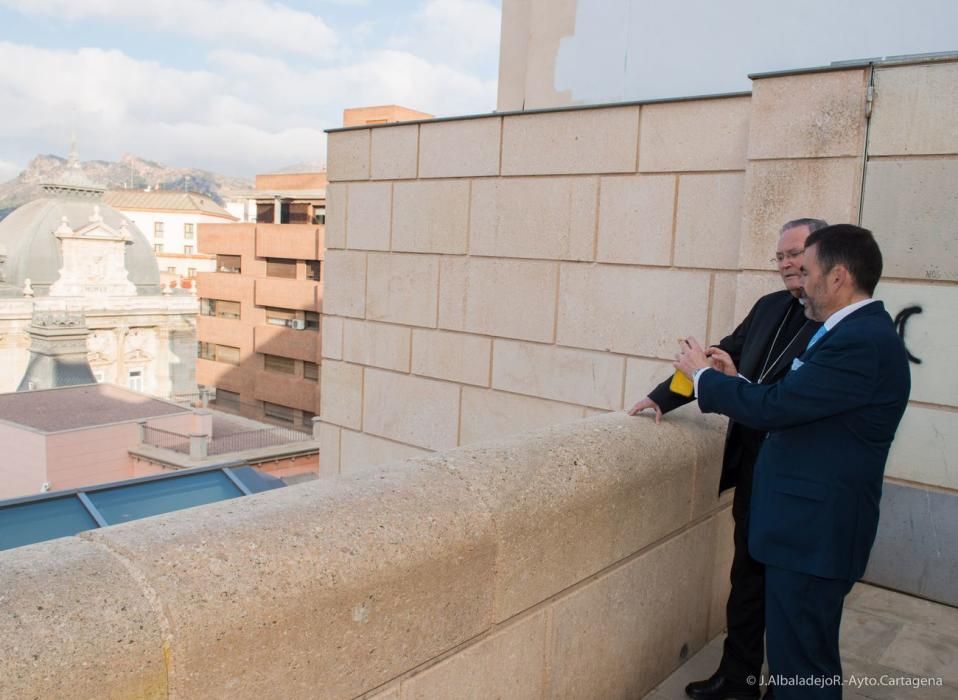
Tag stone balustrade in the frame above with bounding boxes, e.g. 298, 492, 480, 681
0, 412, 732, 699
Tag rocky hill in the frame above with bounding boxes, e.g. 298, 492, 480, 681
0, 153, 252, 220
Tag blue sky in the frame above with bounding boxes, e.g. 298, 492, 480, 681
0, 0, 502, 180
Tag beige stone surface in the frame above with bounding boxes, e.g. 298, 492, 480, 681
346, 182, 392, 251
674, 173, 745, 270
362, 368, 460, 450
597, 174, 675, 266
556, 263, 711, 359
320, 360, 364, 430
321, 314, 344, 361
0, 538, 168, 700
419, 117, 501, 178
708, 272, 739, 345
708, 507, 735, 640
686, 413, 732, 519
516, 0, 579, 110
886, 405, 957, 490
324, 183, 347, 249
869, 62, 958, 156
403, 610, 548, 700
879, 624, 958, 686
87, 461, 496, 700
428, 413, 704, 621
739, 158, 861, 270
492, 339, 625, 410
501, 105, 640, 175
861, 158, 958, 281
328, 129, 370, 182
411, 329, 491, 387
323, 250, 367, 318
460, 386, 586, 445
624, 356, 678, 407
364, 684, 400, 700
340, 429, 431, 475
371, 123, 419, 180
732, 272, 783, 326
438, 257, 558, 343
343, 319, 411, 373
748, 70, 867, 160
639, 96, 750, 172
318, 422, 341, 475
392, 180, 470, 254
365, 253, 439, 328
550, 519, 714, 698
470, 176, 597, 260
877, 281, 958, 408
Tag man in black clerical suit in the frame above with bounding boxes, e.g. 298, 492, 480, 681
629, 218, 827, 700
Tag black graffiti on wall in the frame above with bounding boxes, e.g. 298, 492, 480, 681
894, 306, 923, 364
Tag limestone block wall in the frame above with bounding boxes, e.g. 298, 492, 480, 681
322, 56, 958, 605
0, 413, 733, 700
321, 94, 751, 475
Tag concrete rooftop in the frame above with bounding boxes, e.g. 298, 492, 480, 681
0, 384, 189, 432
646, 583, 958, 699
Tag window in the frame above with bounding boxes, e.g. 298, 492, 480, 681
198, 342, 240, 365
304, 361, 318, 381
212, 388, 240, 410
187, 267, 197, 278
184, 223, 195, 240
265, 307, 299, 328
167, 266, 177, 274
306, 261, 321, 281
256, 202, 275, 223
217, 254, 241, 273
305, 311, 320, 331
263, 402, 294, 424
154, 243, 163, 253
127, 369, 143, 392
184, 245, 194, 255
200, 298, 240, 320
154, 221, 164, 238
264, 354, 295, 374
266, 258, 296, 279
289, 202, 310, 224
301, 411, 316, 429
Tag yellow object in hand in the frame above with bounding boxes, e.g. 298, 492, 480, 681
669, 370, 694, 397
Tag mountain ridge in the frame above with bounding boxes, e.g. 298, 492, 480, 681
0, 153, 252, 221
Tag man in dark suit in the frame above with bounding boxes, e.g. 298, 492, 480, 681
675, 225, 910, 700
629, 218, 826, 700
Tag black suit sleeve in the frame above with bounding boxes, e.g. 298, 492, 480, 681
646, 299, 760, 415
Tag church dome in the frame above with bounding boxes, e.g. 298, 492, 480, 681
0, 196, 161, 296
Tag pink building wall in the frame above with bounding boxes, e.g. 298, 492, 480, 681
45, 423, 141, 492
0, 421, 47, 499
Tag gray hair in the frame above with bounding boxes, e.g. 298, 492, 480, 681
780, 218, 828, 235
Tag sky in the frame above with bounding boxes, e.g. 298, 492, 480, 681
0, 0, 503, 181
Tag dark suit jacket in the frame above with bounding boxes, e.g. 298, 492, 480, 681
649, 290, 820, 492
698, 301, 910, 581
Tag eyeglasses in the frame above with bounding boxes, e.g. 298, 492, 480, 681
770, 249, 804, 264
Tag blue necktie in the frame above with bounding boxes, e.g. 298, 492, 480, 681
806, 325, 827, 350
791, 325, 827, 371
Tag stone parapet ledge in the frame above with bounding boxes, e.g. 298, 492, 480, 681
0, 412, 731, 699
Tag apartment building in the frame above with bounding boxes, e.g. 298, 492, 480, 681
195, 173, 324, 430
104, 189, 238, 286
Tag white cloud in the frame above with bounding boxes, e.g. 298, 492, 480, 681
388, 0, 501, 70
0, 0, 339, 57
0, 38, 497, 176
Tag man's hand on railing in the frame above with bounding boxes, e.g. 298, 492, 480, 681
627, 397, 663, 423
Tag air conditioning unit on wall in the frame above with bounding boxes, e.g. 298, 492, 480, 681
289, 319, 306, 330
